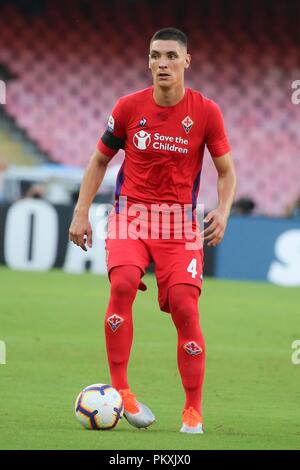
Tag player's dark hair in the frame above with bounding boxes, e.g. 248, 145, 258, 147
150, 28, 187, 49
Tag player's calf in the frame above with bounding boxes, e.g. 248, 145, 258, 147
105, 266, 142, 390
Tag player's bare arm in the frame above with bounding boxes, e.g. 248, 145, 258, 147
69, 149, 111, 251
204, 152, 237, 247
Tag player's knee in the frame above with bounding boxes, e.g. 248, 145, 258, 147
110, 277, 138, 302
110, 267, 140, 301
169, 285, 199, 317
172, 303, 198, 318
112, 280, 131, 298
171, 304, 199, 329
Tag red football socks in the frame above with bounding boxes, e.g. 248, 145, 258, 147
104, 266, 141, 390
169, 284, 205, 415
105, 269, 205, 415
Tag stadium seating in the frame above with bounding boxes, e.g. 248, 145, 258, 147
0, 0, 299, 215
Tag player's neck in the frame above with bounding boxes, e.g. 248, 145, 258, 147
153, 84, 185, 107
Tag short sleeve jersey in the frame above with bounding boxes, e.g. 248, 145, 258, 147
98, 86, 230, 209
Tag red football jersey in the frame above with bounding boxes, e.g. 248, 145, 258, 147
98, 86, 230, 209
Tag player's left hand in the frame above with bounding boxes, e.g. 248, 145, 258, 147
203, 207, 229, 247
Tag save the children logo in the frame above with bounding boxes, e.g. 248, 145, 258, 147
133, 131, 189, 154
133, 130, 151, 149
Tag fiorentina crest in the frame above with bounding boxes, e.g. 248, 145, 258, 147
181, 115, 194, 134
184, 341, 202, 356
107, 314, 124, 332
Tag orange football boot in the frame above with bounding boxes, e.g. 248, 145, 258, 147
180, 406, 204, 434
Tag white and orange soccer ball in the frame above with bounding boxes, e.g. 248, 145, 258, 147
75, 383, 124, 430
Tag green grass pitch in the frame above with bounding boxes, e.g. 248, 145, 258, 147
0, 266, 300, 450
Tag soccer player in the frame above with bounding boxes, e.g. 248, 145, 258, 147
69, 28, 236, 433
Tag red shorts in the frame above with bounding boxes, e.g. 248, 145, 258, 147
105, 209, 204, 313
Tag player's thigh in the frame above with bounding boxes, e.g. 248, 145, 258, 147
154, 241, 203, 287
105, 237, 150, 291
152, 241, 203, 313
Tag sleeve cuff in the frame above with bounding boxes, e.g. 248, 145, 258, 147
97, 139, 118, 158
208, 140, 231, 158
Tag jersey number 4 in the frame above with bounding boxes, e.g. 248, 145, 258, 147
187, 258, 198, 279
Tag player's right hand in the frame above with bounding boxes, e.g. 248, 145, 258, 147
69, 211, 93, 251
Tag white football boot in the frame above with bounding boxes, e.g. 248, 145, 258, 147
119, 389, 155, 429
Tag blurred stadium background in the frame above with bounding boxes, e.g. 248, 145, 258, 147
0, 0, 300, 282
0, 0, 300, 450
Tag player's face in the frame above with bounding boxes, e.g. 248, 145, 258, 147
149, 40, 191, 88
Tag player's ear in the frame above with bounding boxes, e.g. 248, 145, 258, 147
185, 53, 191, 69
